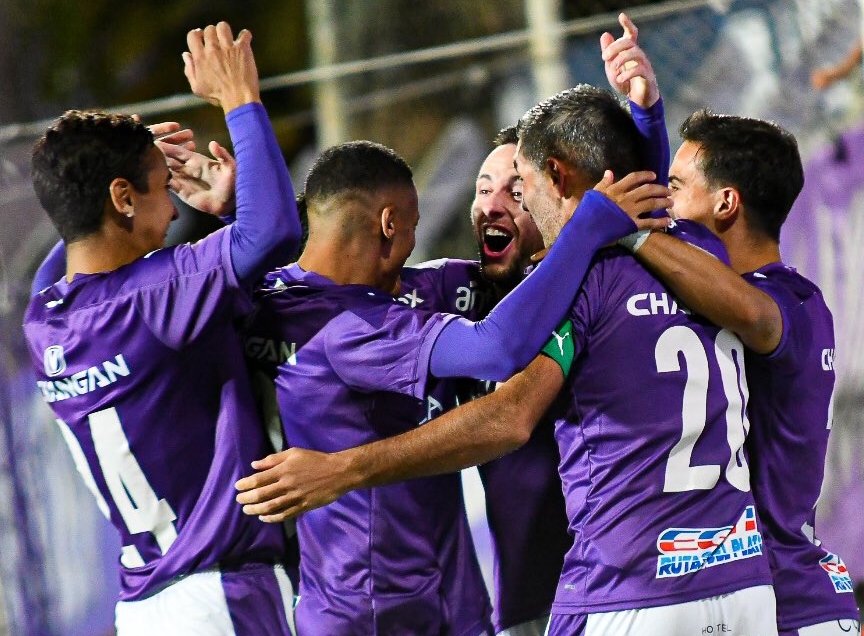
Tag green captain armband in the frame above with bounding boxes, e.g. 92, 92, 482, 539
541, 319, 575, 379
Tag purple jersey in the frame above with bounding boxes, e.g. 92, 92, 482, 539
551, 246, 773, 614
246, 263, 492, 636
23, 229, 288, 601
401, 260, 571, 631
743, 264, 859, 630
478, 415, 569, 630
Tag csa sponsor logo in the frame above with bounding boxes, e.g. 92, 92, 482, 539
819, 552, 854, 593
656, 505, 763, 578
43, 345, 66, 377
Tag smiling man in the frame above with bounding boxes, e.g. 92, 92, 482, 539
23, 23, 303, 636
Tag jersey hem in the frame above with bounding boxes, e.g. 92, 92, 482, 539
550, 576, 773, 614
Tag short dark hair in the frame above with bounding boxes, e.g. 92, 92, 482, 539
679, 109, 803, 241
31, 110, 154, 243
304, 141, 414, 208
516, 84, 642, 182
493, 125, 518, 147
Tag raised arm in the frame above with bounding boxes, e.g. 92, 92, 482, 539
235, 354, 565, 522
627, 231, 782, 354
429, 173, 669, 381
184, 22, 301, 283
601, 12, 669, 185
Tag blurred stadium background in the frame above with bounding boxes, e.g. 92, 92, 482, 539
1, 1, 863, 634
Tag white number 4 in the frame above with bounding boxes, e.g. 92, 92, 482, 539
56, 407, 177, 567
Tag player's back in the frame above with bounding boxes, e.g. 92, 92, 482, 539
246, 263, 491, 636
743, 264, 859, 630
23, 232, 287, 601
551, 245, 773, 615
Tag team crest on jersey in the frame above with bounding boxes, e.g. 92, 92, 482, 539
655, 505, 763, 578
43, 345, 66, 377
819, 552, 854, 593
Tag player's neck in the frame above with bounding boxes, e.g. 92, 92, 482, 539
65, 233, 147, 280
724, 233, 781, 275
298, 238, 393, 291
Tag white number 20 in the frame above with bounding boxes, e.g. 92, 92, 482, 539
56, 407, 177, 567
656, 326, 751, 493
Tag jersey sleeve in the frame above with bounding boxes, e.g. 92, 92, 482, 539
324, 304, 459, 398
630, 97, 670, 186
429, 191, 638, 382
742, 273, 803, 368
225, 103, 302, 284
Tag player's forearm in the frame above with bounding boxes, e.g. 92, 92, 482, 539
630, 98, 670, 186
430, 191, 635, 381
636, 232, 782, 353
227, 103, 302, 283
347, 356, 560, 488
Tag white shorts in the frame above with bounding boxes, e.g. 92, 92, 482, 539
115, 563, 296, 636
782, 619, 861, 636
498, 615, 550, 636
547, 585, 778, 636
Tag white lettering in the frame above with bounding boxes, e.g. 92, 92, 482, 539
35, 354, 131, 403
821, 348, 835, 371
627, 292, 690, 317
245, 337, 298, 365
455, 285, 475, 313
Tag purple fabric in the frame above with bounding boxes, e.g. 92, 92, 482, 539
631, 97, 670, 187
246, 263, 492, 636
226, 103, 301, 283
743, 264, 859, 630
478, 416, 569, 630
551, 247, 772, 614
30, 103, 302, 298
402, 259, 570, 632
777, 126, 864, 586
666, 218, 731, 264
222, 564, 294, 636
30, 240, 65, 296
430, 189, 637, 381
23, 229, 290, 601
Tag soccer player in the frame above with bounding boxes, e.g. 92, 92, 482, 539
613, 110, 861, 636
446, 18, 670, 634
23, 23, 302, 636
239, 120, 668, 634
237, 85, 779, 636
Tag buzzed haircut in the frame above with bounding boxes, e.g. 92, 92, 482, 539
304, 140, 414, 207
517, 84, 642, 182
31, 110, 154, 243
679, 109, 803, 241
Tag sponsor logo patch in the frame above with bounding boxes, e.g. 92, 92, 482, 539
656, 505, 763, 578
819, 552, 854, 593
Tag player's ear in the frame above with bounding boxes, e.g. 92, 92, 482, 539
714, 186, 740, 225
545, 157, 568, 197
380, 206, 396, 240
109, 177, 135, 219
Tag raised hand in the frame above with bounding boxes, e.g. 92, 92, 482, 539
594, 170, 671, 229
158, 137, 237, 216
184, 21, 260, 113
600, 13, 659, 109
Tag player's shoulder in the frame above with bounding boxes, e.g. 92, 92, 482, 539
745, 262, 824, 306
403, 257, 480, 279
